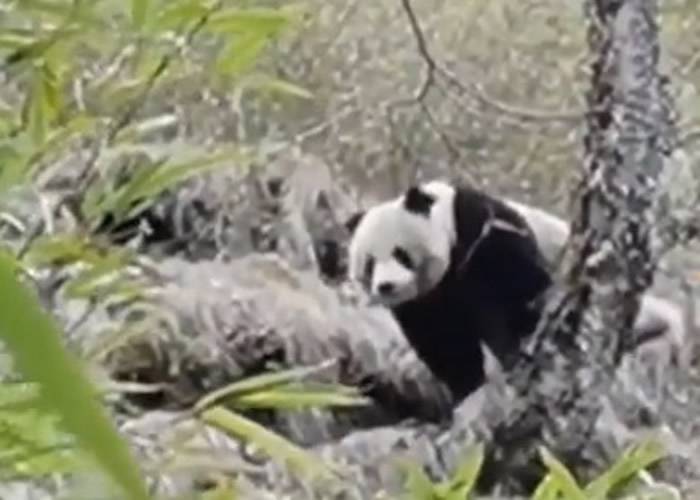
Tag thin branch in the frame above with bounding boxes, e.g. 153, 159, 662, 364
400, 0, 436, 103
442, 73, 587, 123
293, 106, 360, 145
399, 0, 586, 124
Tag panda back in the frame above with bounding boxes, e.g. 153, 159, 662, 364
504, 199, 570, 265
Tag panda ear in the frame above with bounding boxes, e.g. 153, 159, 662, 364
404, 186, 435, 216
344, 211, 365, 235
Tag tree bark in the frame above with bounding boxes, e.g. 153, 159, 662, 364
479, 0, 678, 491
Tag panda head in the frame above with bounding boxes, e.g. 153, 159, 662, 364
346, 181, 457, 307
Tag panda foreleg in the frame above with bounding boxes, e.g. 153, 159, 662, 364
395, 315, 488, 403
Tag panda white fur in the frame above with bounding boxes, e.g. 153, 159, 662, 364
347, 180, 685, 401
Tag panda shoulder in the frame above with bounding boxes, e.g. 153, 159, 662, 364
446, 183, 528, 233
503, 200, 570, 264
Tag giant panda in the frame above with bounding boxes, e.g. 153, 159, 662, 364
346, 180, 685, 402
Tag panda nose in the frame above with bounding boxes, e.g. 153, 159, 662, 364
377, 282, 395, 296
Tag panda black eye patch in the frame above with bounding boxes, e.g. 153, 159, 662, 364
393, 247, 415, 270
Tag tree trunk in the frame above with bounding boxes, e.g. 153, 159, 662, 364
480, 0, 678, 491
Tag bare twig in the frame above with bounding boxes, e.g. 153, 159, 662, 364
400, 0, 436, 103
442, 73, 587, 123
294, 106, 360, 145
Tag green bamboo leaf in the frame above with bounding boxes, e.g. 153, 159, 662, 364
0, 32, 37, 52
36, 114, 98, 160
24, 234, 105, 267
531, 474, 561, 500
22, 61, 63, 148
81, 280, 146, 304
114, 114, 179, 144
201, 406, 338, 483
62, 255, 132, 299
217, 34, 269, 76
15, 0, 76, 20
0, 254, 150, 500
227, 385, 370, 410
41, 63, 61, 113
125, 150, 241, 201
0, 142, 29, 193
206, 7, 295, 35
538, 447, 587, 500
81, 158, 164, 225
585, 437, 666, 498
88, 148, 243, 224
3, 114, 98, 192
440, 443, 484, 498
0, 393, 86, 479
154, 0, 210, 30
85, 305, 178, 363
242, 73, 313, 99
0, 382, 40, 410
193, 362, 340, 412
131, 0, 150, 29
4, 26, 82, 69
399, 460, 437, 500
24, 68, 50, 147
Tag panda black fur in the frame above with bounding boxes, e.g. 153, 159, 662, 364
347, 180, 686, 402
348, 181, 554, 400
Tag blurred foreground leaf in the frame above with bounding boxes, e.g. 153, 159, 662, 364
0, 254, 150, 499
193, 362, 370, 413
585, 437, 666, 498
242, 73, 313, 99
401, 460, 437, 500
531, 474, 560, 500
195, 365, 368, 489
0, 382, 85, 480
400, 443, 483, 499
533, 438, 667, 499
538, 447, 587, 500
132, 0, 151, 29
